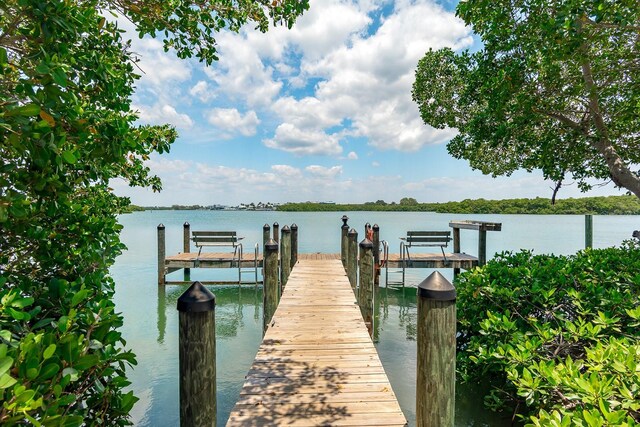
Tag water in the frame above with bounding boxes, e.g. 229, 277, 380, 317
111, 210, 639, 426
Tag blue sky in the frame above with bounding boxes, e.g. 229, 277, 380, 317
112, 0, 622, 206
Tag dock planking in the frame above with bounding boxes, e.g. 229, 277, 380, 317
226, 259, 407, 427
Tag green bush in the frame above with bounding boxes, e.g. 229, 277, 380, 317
455, 243, 640, 425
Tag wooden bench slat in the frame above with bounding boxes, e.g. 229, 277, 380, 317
406, 231, 451, 237
192, 231, 237, 237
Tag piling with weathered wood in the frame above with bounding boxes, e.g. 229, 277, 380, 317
183, 222, 191, 279
280, 225, 292, 288
263, 223, 270, 249
585, 214, 593, 249
372, 224, 380, 286
273, 222, 279, 243
416, 272, 456, 427
341, 215, 349, 268
263, 239, 279, 335
157, 224, 165, 285
358, 238, 374, 336
347, 228, 358, 290
452, 226, 461, 277
177, 282, 216, 427
478, 226, 487, 266
290, 223, 298, 268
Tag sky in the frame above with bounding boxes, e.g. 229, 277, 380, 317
111, 0, 623, 206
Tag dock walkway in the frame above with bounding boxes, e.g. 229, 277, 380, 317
226, 259, 407, 426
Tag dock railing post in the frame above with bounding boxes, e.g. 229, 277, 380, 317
290, 223, 298, 268
177, 282, 216, 427
183, 222, 191, 280
452, 227, 461, 277
416, 272, 456, 427
372, 224, 380, 286
478, 225, 487, 267
280, 226, 291, 289
341, 215, 349, 269
273, 222, 279, 243
157, 224, 166, 285
347, 228, 358, 290
263, 239, 279, 335
358, 238, 374, 336
585, 214, 593, 249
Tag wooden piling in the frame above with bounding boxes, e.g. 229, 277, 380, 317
478, 226, 487, 267
263, 239, 279, 335
372, 224, 380, 286
452, 226, 461, 277
273, 222, 279, 243
280, 225, 291, 288
347, 228, 358, 290
262, 223, 270, 249
290, 223, 298, 268
183, 222, 191, 279
177, 282, 216, 427
585, 214, 593, 249
358, 238, 374, 336
416, 272, 456, 427
341, 215, 349, 268
157, 224, 165, 285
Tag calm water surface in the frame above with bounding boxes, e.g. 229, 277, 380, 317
111, 211, 639, 426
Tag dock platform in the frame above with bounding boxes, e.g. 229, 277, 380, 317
226, 259, 408, 426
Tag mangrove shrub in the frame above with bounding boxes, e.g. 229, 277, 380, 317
455, 243, 640, 425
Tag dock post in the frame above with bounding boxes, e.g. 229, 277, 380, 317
273, 222, 279, 243
585, 214, 593, 249
183, 222, 191, 280
290, 223, 298, 268
157, 224, 165, 285
478, 225, 487, 267
347, 228, 358, 290
263, 223, 270, 249
364, 222, 372, 240
358, 238, 374, 336
177, 282, 216, 427
372, 224, 380, 286
341, 215, 349, 268
263, 239, 279, 335
280, 225, 292, 289
452, 226, 461, 277
416, 272, 456, 427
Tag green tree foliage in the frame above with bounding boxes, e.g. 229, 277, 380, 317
412, 0, 640, 199
455, 243, 640, 425
0, 0, 307, 424
277, 195, 640, 215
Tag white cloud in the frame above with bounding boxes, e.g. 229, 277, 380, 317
135, 103, 194, 129
205, 108, 260, 137
271, 164, 303, 178
264, 123, 343, 156
347, 151, 358, 160
372, 161, 380, 167
189, 81, 216, 103
305, 165, 343, 178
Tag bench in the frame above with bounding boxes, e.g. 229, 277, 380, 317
400, 231, 452, 260
192, 231, 244, 257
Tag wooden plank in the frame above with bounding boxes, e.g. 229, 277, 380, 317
226, 259, 407, 427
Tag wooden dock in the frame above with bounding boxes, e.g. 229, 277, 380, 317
226, 259, 408, 426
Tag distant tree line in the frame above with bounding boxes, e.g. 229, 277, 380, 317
278, 195, 640, 215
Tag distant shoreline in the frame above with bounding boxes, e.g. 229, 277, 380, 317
128, 195, 640, 215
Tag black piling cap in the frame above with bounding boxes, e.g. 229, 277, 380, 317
348, 228, 357, 237
372, 224, 379, 231
177, 281, 216, 312
359, 238, 373, 249
157, 223, 165, 229
418, 272, 456, 301
282, 225, 291, 233
341, 215, 349, 227
263, 223, 270, 230
183, 221, 190, 227
265, 238, 278, 252
633, 230, 639, 238
273, 222, 279, 227
291, 223, 298, 230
